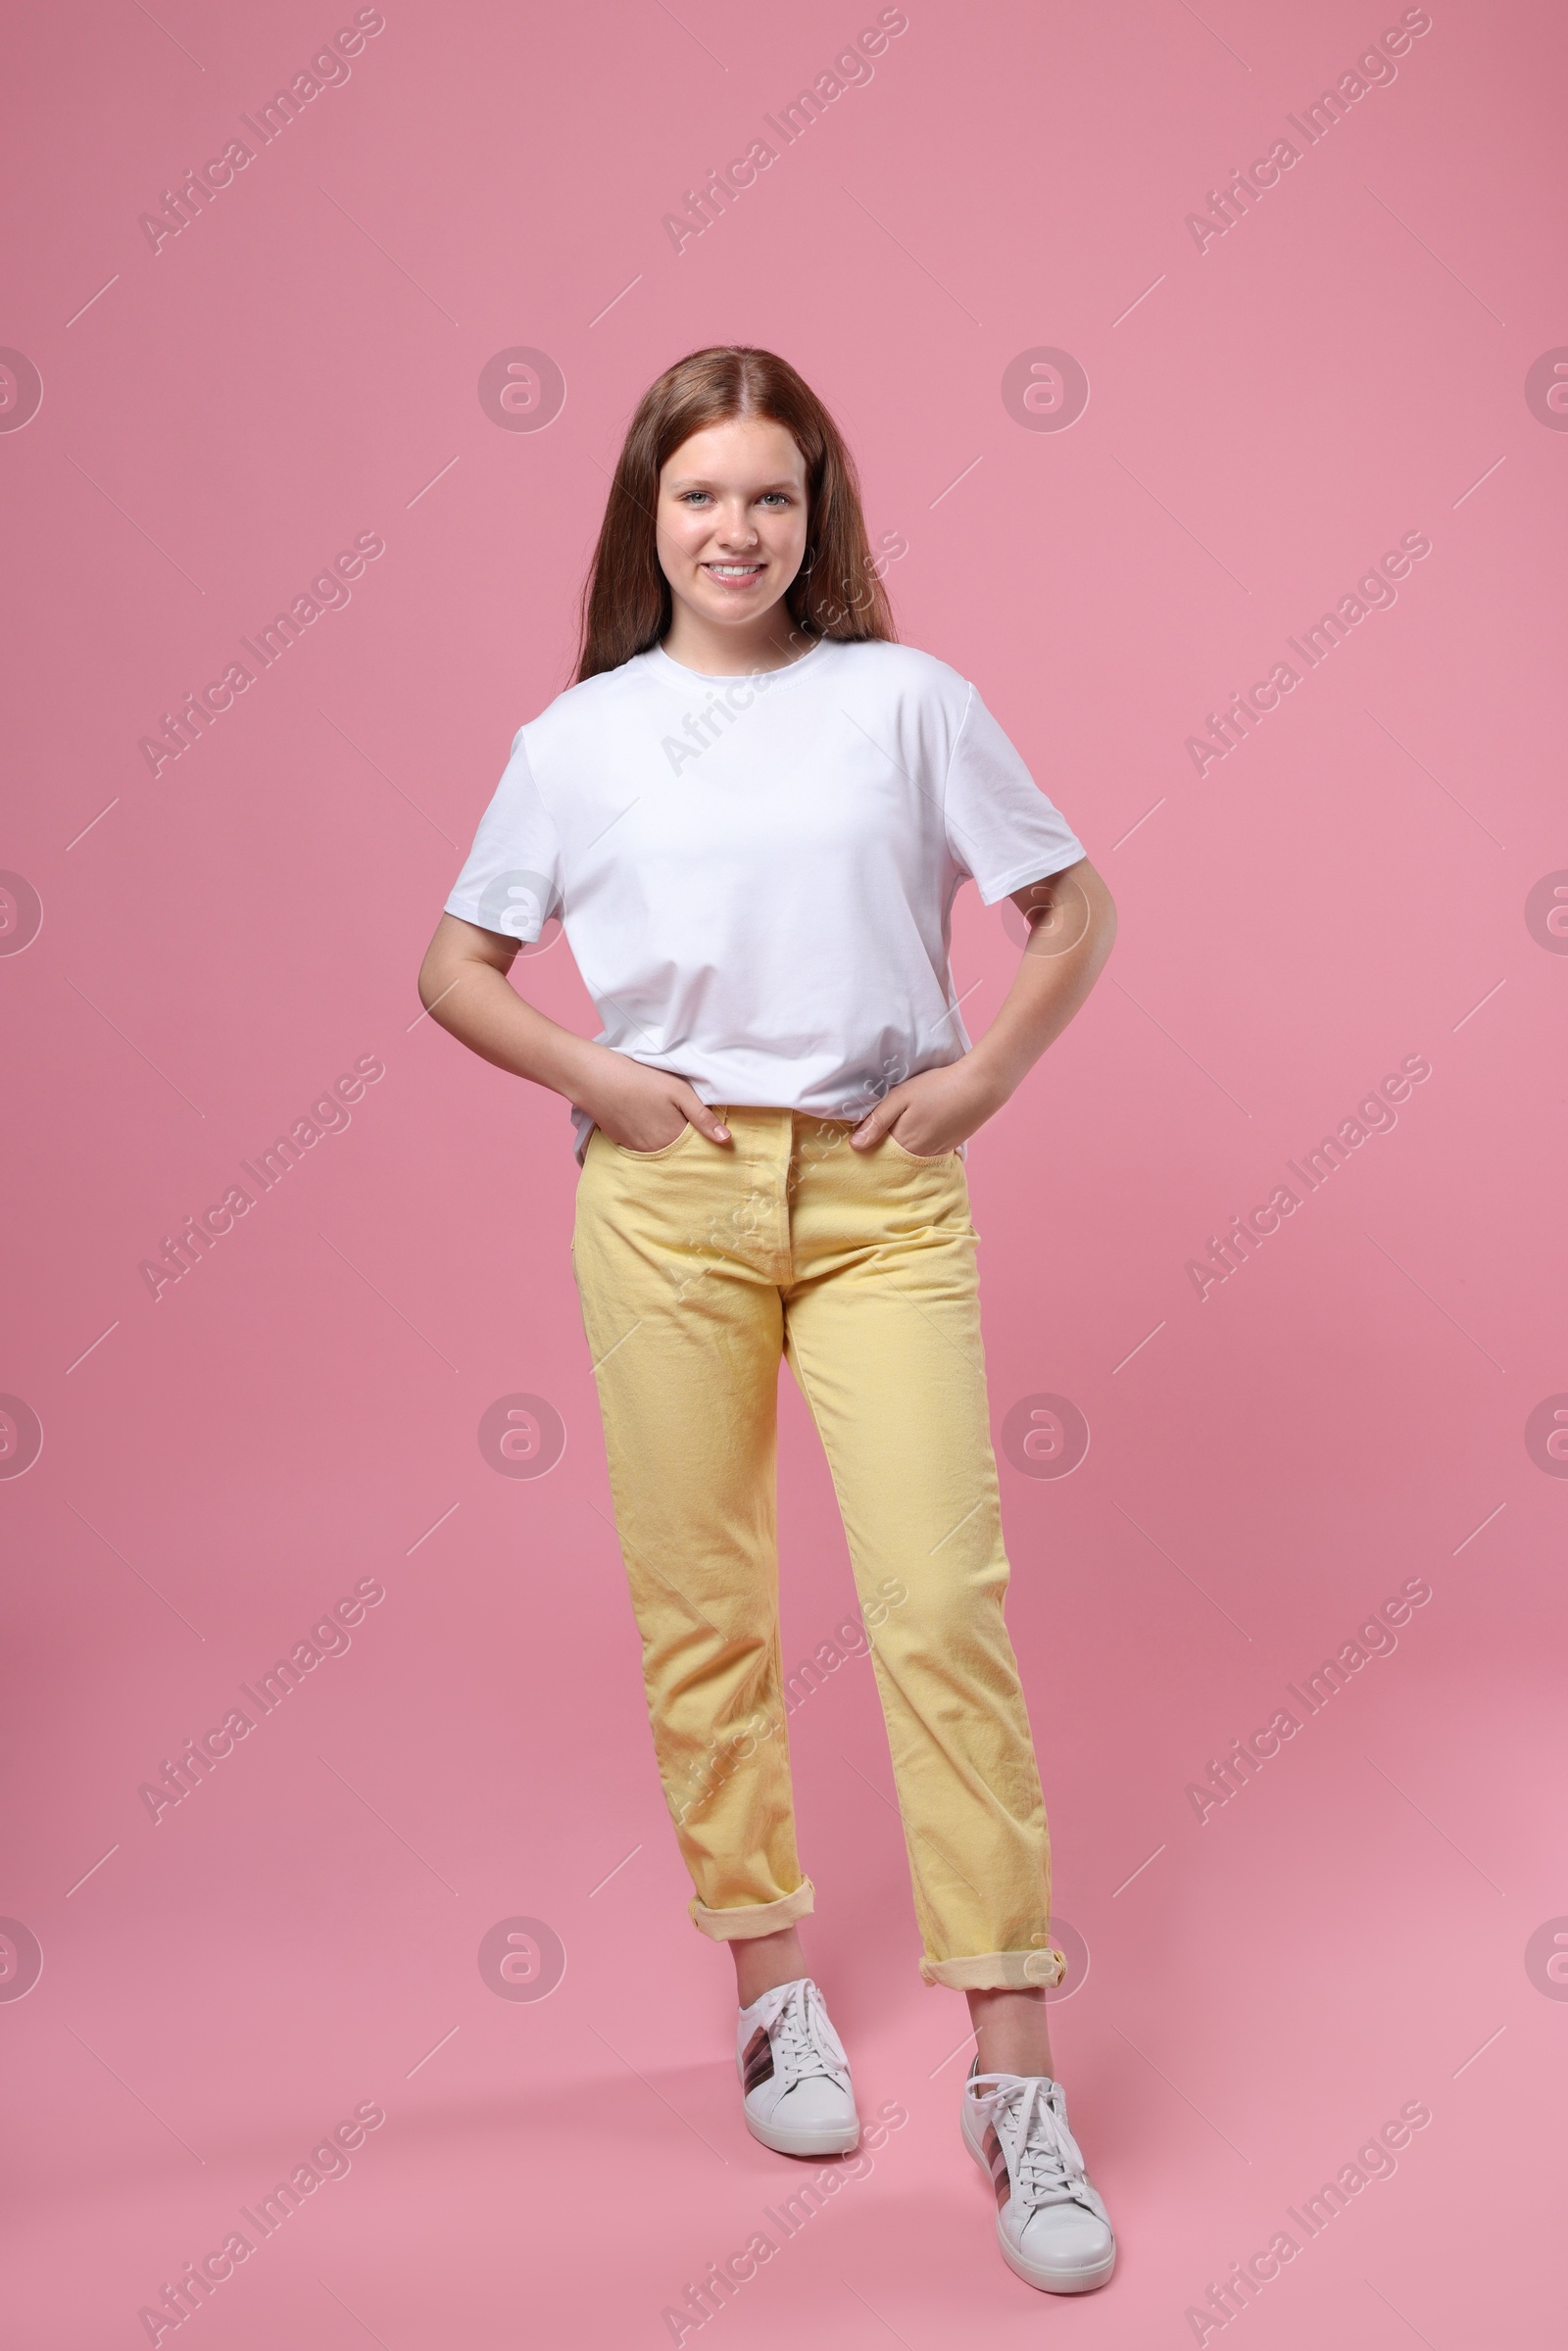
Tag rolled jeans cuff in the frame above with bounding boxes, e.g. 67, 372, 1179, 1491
689, 1878, 816, 1941
920, 1945, 1067, 1990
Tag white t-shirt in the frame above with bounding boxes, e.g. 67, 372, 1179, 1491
445, 636, 1086, 1162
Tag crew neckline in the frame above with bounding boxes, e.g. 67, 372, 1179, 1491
648, 637, 834, 691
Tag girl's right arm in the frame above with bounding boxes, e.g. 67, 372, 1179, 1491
416, 914, 732, 1151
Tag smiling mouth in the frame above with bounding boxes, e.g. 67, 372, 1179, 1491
703, 563, 765, 579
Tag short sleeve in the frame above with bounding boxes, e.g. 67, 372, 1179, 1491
942, 684, 1086, 904
444, 728, 564, 943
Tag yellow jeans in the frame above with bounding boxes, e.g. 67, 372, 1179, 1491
570, 1106, 1066, 1990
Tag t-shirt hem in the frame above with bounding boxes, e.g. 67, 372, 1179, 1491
976, 845, 1087, 906
443, 893, 543, 942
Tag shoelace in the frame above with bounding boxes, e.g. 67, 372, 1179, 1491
766, 1981, 848, 2086
970, 2073, 1093, 2213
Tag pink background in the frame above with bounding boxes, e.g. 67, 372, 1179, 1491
3, 1, 1565, 2343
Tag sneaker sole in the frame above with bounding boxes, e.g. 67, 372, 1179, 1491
743, 2105, 861, 2158
961, 2112, 1116, 2294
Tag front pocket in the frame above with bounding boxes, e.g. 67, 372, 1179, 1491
884, 1132, 957, 1164
612, 1120, 697, 1161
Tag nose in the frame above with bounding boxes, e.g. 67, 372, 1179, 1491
713, 501, 760, 548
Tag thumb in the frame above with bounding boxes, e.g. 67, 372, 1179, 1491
851, 1093, 901, 1148
676, 1087, 731, 1143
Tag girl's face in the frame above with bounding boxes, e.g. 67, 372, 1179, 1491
655, 415, 809, 638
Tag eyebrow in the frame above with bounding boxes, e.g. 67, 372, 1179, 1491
664, 475, 802, 492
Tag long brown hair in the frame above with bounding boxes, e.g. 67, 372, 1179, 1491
573, 346, 897, 683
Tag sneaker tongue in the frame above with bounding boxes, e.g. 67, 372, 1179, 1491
742, 1979, 800, 2024
775, 1983, 839, 2080
1016, 2085, 1088, 2204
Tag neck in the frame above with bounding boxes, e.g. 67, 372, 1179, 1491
661, 606, 816, 676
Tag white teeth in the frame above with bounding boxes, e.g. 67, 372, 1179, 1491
708, 564, 761, 575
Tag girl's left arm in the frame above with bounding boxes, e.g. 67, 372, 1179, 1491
849, 857, 1117, 1154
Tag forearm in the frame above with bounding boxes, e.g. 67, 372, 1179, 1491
417, 948, 608, 1104
964, 882, 1117, 1103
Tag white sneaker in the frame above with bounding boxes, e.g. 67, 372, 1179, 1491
960, 2063, 1116, 2292
736, 1978, 859, 2157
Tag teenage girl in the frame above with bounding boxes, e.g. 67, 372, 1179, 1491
418, 346, 1120, 2294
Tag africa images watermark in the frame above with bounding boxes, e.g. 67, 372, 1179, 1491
662, 9, 908, 254
1183, 2097, 1433, 2341
1184, 10, 1434, 256
1186, 530, 1432, 780
1185, 1575, 1434, 1825
138, 532, 386, 779
138, 10, 387, 255
139, 1053, 386, 1301
137, 2099, 387, 2342
661, 2099, 909, 2341
1185, 1052, 1432, 1302
781, 1581, 909, 1716
669, 1582, 908, 1830
138, 1576, 386, 1825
